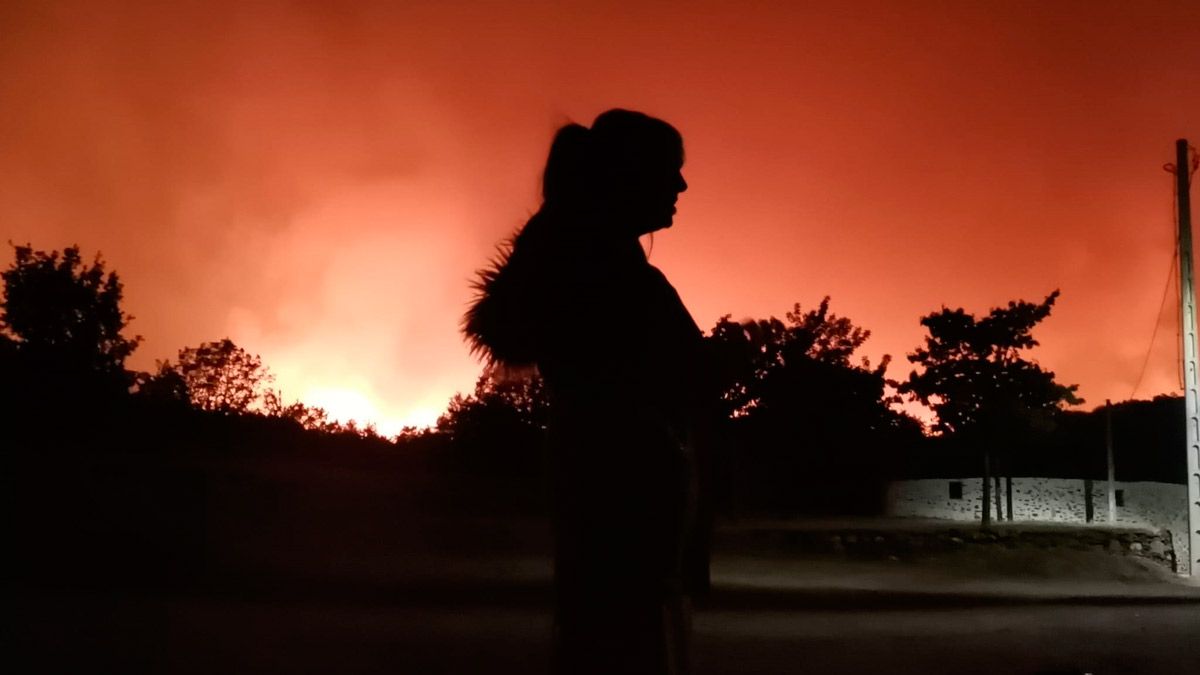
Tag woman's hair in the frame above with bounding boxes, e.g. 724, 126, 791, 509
539, 109, 683, 215
541, 123, 593, 208
463, 110, 681, 367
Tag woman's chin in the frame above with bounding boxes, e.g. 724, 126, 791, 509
629, 213, 675, 236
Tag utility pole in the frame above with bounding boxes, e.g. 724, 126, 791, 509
1106, 399, 1115, 524
1084, 475, 1094, 523
981, 446, 991, 527
994, 475, 1003, 521
1005, 475, 1013, 521
1172, 139, 1199, 576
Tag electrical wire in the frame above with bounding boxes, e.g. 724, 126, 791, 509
1130, 243, 1180, 400
1146, 143, 1200, 398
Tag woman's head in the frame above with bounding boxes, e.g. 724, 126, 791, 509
541, 109, 687, 237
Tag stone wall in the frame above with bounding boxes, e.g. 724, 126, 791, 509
885, 477, 1189, 567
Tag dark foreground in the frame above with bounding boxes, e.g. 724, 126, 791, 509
16, 584, 1199, 674
12, 450, 1199, 673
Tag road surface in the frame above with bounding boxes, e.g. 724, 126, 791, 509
17, 587, 1199, 674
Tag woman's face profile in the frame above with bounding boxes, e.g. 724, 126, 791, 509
620, 149, 687, 237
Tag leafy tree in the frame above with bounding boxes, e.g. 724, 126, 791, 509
437, 372, 549, 438
708, 297, 892, 418
706, 298, 922, 514
0, 243, 141, 389
133, 361, 191, 405
435, 372, 549, 475
135, 343, 342, 434
324, 417, 385, 440
900, 290, 1081, 434
163, 338, 274, 414
260, 390, 333, 432
899, 290, 1082, 524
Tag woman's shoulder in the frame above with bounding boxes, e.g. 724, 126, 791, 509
641, 263, 703, 336
642, 262, 683, 297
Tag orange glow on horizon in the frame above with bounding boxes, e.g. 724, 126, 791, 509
3, 1, 1197, 432
299, 385, 440, 436
302, 386, 381, 431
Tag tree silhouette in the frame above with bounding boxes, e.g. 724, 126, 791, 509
163, 338, 274, 414
133, 362, 191, 406
261, 390, 332, 432
136, 339, 360, 434
899, 290, 1082, 524
1, 243, 141, 391
708, 297, 888, 418
435, 372, 549, 476
707, 298, 922, 514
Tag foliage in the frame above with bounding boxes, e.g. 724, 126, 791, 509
706, 297, 923, 514
159, 338, 274, 414
321, 417, 383, 439
899, 290, 1082, 436
706, 297, 915, 433
135, 343, 351, 433
0, 243, 141, 386
261, 390, 333, 432
133, 361, 191, 405
434, 372, 550, 475
707, 297, 883, 418
137, 339, 372, 435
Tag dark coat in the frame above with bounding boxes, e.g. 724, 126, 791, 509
464, 214, 714, 672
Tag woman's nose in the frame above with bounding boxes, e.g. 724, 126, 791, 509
677, 174, 688, 193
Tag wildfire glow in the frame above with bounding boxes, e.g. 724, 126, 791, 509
302, 386, 387, 433
398, 405, 443, 431
1, 1, 1196, 430
299, 386, 443, 437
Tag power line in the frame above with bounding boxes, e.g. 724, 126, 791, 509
1130, 237, 1179, 400
1133, 148, 1199, 400
1163, 145, 1200, 394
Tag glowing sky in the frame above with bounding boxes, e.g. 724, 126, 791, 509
2, 1, 1198, 435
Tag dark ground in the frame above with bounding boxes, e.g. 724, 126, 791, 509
14, 516, 1200, 675
11, 451, 1200, 673
15, 583, 1200, 674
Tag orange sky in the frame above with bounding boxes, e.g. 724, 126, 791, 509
2, 1, 1198, 435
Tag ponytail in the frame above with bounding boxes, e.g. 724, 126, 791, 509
541, 123, 593, 208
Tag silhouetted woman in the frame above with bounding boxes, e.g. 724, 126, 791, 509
464, 109, 711, 674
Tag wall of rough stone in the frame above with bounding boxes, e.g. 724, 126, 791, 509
885, 478, 1189, 567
